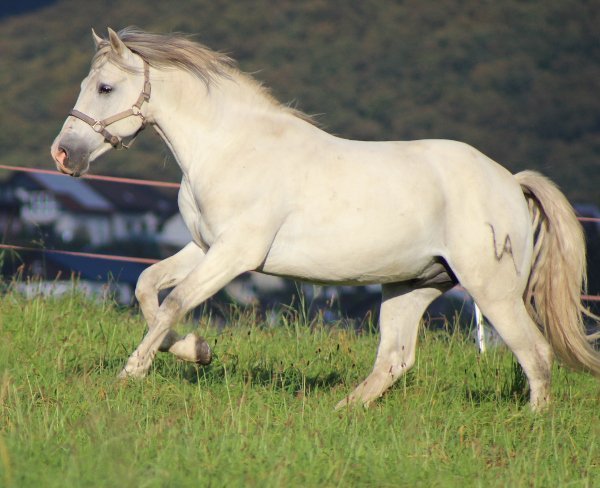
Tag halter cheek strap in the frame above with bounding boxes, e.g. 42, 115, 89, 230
69, 60, 151, 150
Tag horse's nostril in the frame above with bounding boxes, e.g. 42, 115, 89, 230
56, 146, 69, 166
54, 146, 75, 175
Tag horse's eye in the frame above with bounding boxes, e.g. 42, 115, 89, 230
98, 84, 113, 94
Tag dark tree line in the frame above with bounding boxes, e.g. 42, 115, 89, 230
0, 0, 598, 205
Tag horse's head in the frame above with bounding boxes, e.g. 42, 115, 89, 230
51, 28, 150, 177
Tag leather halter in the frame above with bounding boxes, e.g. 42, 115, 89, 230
69, 60, 151, 150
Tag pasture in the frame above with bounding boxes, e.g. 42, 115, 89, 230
0, 286, 598, 487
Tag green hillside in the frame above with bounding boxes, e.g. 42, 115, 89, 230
1, 0, 598, 205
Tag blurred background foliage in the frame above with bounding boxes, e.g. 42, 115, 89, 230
0, 0, 598, 205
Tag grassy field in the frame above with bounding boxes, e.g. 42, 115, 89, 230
0, 285, 598, 487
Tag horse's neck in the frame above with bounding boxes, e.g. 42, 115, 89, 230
149, 70, 289, 178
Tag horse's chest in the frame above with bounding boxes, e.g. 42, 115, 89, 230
177, 181, 218, 251
185, 210, 213, 251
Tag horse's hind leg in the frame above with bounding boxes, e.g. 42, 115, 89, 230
470, 293, 553, 410
335, 284, 443, 410
448, 247, 553, 409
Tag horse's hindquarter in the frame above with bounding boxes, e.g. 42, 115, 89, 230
262, 139, 448, 284
424, 140, 533, 280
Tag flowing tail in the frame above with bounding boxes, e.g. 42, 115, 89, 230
516, 170, 600, 376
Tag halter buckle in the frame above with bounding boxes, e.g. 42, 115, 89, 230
69, 60, 151, 150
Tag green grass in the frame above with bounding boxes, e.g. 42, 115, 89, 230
0, 286, 598, 487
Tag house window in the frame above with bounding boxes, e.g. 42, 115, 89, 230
27, 191, 57, 215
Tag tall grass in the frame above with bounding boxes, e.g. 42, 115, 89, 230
0, 286, 598, 487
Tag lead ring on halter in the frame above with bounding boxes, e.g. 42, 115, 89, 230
69, 60, 151, 150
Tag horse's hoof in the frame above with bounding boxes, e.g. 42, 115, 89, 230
334, 398, 349, 411
194, 335, 212, 365
117, 367, 146, 379
117, 367, 140, 380
117, 354, 148, 379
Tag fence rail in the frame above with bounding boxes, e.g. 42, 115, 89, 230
0, 164, 181, 188
0, 242, 159, 265
1, 163, 599, 302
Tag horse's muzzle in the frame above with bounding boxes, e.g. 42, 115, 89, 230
51, 137, 90, 177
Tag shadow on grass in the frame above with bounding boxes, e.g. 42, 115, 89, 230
63, 356, 125, 377
463, 360, 529, 407
75, 355, 347, 398
177, 361, 347, 394
75, 352, 529, 409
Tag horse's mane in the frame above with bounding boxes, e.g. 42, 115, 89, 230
93, 26, 314, 124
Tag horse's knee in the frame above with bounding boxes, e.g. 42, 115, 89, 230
134, 286, 150, 306
135, 268, 156, 303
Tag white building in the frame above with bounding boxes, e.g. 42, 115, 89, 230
2, 172, 176, 247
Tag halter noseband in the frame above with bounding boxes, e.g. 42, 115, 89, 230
69, 60, 151, 150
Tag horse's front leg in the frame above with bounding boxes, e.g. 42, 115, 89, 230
119, 234, 269, 379
134, 242, 211, 364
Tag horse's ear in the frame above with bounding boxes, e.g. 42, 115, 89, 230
108, 27, 128, 56
91, 28, 103, 50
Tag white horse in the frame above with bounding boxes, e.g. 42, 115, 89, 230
51, 27, 599, 410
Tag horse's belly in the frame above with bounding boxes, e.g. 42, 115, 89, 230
262, 209, 444, 285
262, 250, 436, 285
